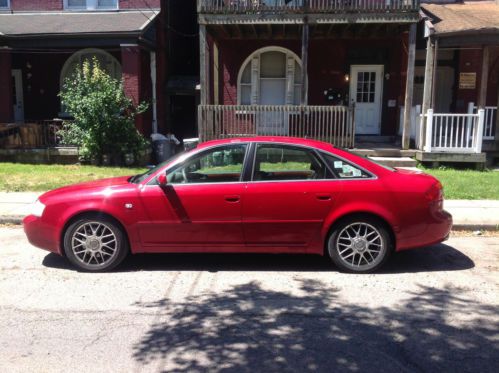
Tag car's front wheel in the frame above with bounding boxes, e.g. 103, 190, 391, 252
63, 215, 128, 272
327, 217, 392, 273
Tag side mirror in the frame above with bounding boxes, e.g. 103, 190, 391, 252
157, 173, 168, 187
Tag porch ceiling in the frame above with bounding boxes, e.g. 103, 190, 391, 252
208, 23, 407, 40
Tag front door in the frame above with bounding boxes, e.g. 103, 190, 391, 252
11, 70, 24, 122
350, 65, 383, 135
137, 144, 248, 250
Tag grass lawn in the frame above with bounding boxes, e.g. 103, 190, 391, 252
418, 166, 499, 200
0, 162, 497, 200
0, 163, 146, 192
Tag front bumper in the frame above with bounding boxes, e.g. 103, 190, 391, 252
23, 215, 61, 254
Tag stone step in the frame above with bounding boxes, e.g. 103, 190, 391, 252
355, 135, 396, 143
369, 156, 418, 168
351, 148, 417, 157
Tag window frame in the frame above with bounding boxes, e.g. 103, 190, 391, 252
161, 143, 251, 185
0, 0, 10, 10
250, 143, 332, 182
64, 0, 119, 11
237, 46, 304, 106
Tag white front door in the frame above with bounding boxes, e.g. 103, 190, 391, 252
11, 70, 24, 122
350, 65, 383, 135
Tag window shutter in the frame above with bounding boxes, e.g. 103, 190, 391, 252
251, 56, 260, 105
285, 55, 295, 105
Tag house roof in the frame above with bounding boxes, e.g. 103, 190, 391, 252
0, 11, 158, 38
422, 1, 499, 36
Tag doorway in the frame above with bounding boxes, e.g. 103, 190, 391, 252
11, 69, 24, 122
349, 65, 383, 135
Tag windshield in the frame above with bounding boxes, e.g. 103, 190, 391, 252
129, 150, 188, 184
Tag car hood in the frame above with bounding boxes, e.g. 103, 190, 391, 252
39, 176, 132, 202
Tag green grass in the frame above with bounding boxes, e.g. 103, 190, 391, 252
417, 166, 499, 200
0, 162, 497, 200
0, 163, 146, 192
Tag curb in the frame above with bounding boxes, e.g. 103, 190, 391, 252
1, 216, 498, 232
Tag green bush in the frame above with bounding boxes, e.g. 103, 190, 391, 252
59, 58, 149, 165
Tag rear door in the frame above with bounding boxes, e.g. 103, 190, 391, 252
242, 143, 342, 250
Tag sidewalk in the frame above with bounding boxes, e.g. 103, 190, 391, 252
0, 191, 497, 230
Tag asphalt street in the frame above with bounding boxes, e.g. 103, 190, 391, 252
0, 226, 498, 373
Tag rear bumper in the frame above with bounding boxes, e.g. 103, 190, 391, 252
23, 215, 61, 255
397, 209, 453, 251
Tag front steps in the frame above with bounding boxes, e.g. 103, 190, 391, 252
368, 156, 418, 168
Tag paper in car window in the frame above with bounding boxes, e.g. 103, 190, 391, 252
334, 161, 343, 168
340, 165, 362, 178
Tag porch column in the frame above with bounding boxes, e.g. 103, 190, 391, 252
300, 18, 309, 105
121, 44, 145, 133
0, 47, 13, 123
495, 83, 499, 148
402, 24, 416, 150
150, 51, 158, 134
420, 37, 435, 150
199, 24, 209, 105
478, 46, 490, 108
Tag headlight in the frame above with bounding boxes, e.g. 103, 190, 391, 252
31, 199, 46, 217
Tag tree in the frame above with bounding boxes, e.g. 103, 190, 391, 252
59, 58, 148, 165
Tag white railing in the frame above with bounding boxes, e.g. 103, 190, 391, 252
468, 102, 497, 140
198, 105, 355, 147
422, 109, 485, 154
198, 0, 419, 13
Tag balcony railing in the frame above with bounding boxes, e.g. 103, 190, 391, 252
198, 104, 355, 148
198, 0, 420, 13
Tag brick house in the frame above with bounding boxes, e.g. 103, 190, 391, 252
0, 0, 165, 142
196, 0, 498, 165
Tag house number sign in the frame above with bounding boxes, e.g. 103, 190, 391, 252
459, 73, 476, 89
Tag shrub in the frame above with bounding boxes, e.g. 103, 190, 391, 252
59, 58, 149, 165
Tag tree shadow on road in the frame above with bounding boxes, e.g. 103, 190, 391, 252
42, 243, 474, 274
131, 279, 498, 372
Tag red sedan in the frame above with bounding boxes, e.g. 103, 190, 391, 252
23, 137, 452, 273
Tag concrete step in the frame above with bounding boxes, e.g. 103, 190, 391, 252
369, 156, 418, 168
351, 148, 417, 157
356, 135, 396, 143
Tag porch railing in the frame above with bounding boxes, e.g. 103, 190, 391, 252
198, 0, 420, 13
198, 105, 355, 148
0, 120, 72, 150
468, 102, 497, 140
422, 109, 485, 154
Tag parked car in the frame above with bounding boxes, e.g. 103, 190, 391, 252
23, 137, 452, 273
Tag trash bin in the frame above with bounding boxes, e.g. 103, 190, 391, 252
183, 138, 199, 151
152, 139, 173, 164
151, 133, 179, 164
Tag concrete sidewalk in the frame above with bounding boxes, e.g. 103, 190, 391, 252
0, 191, 497, 230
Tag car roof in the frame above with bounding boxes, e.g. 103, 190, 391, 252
196, 136, 336, 153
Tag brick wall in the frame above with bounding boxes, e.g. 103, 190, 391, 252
9, 0, 160, 11
216, 35, 406, 135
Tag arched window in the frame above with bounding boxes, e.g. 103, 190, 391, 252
238, 47, 303, 105
60, 48, 121, 90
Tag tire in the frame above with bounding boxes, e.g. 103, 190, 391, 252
327, 216, 392, 273
63, 215, 128, 272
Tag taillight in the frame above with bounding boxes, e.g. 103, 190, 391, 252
425, 181, 443, 203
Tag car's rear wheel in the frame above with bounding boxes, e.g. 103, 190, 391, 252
63, 216, 128, 272
327, 217, 391, 273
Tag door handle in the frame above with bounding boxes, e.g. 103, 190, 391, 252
316, 194, 332, 201
224, 195, 240, 203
